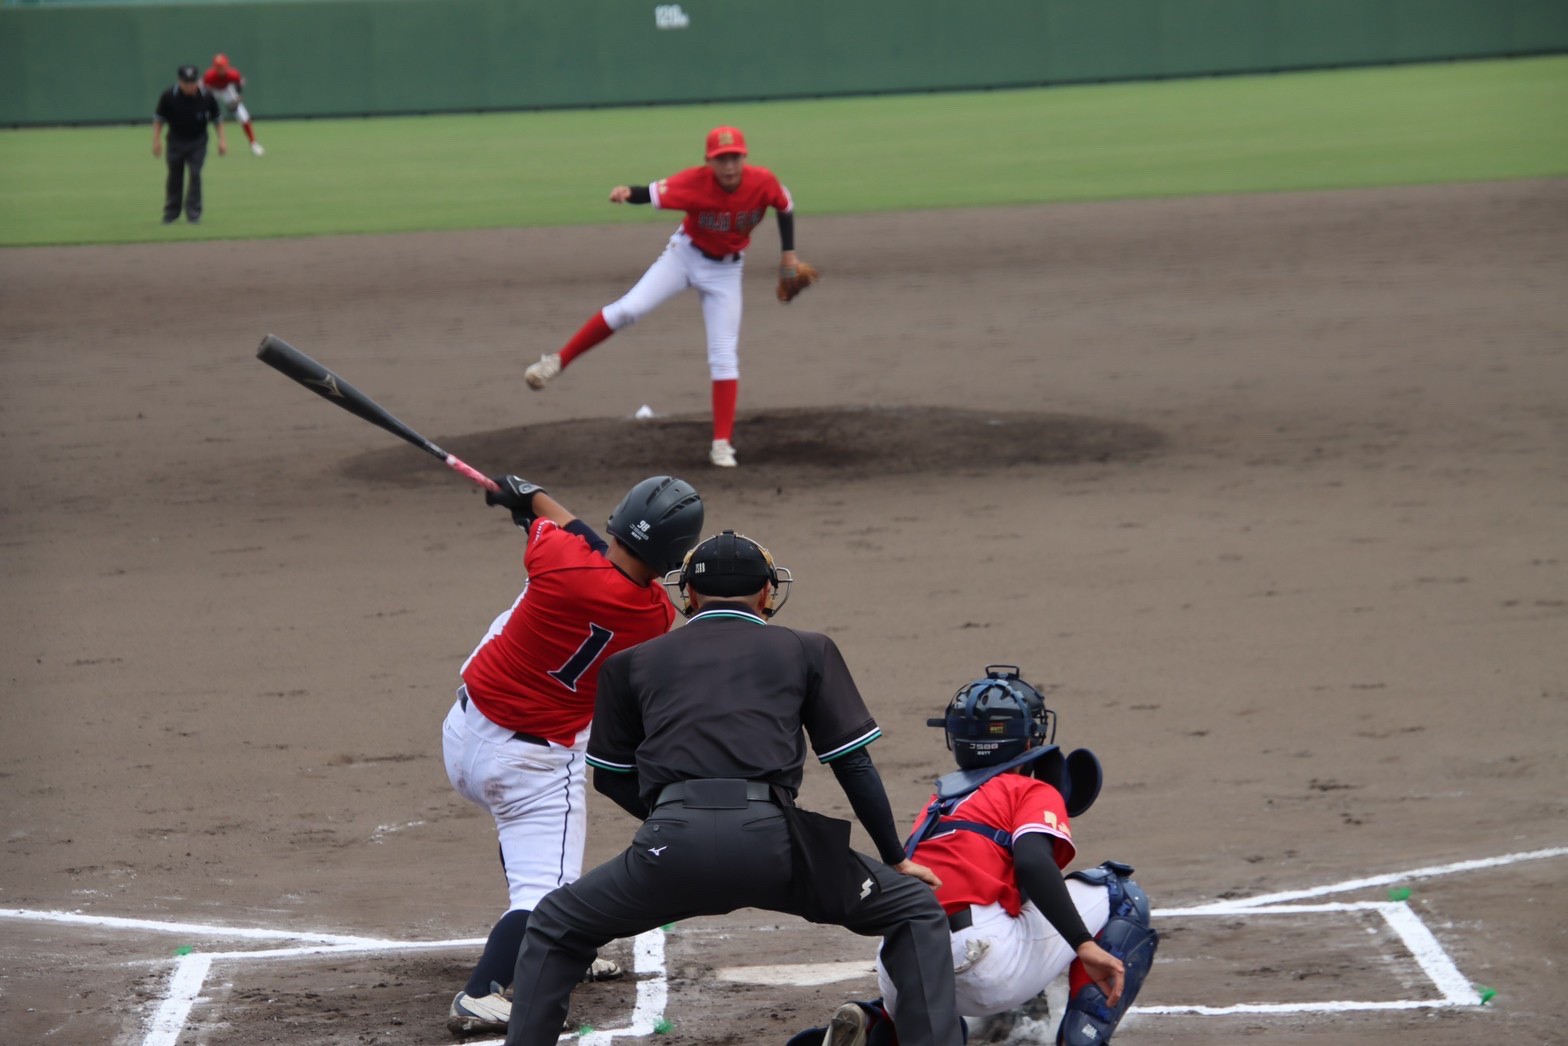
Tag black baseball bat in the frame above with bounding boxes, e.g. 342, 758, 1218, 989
256, 334, 499, 493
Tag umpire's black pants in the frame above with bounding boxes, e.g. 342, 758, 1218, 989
163, 135, 208, 222
507, 793, 964, 1046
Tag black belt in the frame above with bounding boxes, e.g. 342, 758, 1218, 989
653, 779, 777, 808
947, 907, 973, 932
458, 686, 551, 747
691, 242, 741, 263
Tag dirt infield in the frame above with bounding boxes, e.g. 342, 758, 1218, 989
2, 179, 1565, 1045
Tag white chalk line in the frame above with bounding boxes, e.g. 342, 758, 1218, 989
143, 953, 211, 1046
1154, 845, 1568, 914
4, 845, 1560, 1039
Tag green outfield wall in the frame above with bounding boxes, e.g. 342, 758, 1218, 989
3, 0, 1565, 126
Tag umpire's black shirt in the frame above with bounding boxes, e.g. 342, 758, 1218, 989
155, 86, 220, 142
587, 603, 882, 806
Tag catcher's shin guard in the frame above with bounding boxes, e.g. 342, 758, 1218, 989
1058, 861, 1158, 1046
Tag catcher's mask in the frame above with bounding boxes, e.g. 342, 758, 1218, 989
605, 475, 705, 575
928, 665, 1056, 770
663, 529, 793, 619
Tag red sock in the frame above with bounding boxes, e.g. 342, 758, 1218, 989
711, 379, 737, 442
242, 122, 256, 144
559, 311, 614, 367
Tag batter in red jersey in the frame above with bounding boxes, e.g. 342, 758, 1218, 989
441, 474, 704, 1036
200, 54, 264, 156
523, 126, 804, 469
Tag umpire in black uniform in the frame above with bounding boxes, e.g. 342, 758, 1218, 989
152, 64, 226, 224
505, 531, 963, 1046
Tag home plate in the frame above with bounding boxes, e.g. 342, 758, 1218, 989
715, 960, 877, 986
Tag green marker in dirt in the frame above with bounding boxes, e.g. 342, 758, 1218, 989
654, 1017, 674, 1034
1477, 986, 1496, 1004
1388, 886, 1412, 901
174, 945, 194, 956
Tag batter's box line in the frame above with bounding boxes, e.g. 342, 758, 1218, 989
136, 928, 667, 1046
1137, 846, 1568, 1019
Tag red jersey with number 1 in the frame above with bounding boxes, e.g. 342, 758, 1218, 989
910, 772, 1077, 917
650, 165, 793, 257
461, 518, 677, 745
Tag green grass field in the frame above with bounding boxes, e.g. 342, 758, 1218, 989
1, 56, 1564, 247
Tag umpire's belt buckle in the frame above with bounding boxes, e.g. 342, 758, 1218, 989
656, 779, 772, 808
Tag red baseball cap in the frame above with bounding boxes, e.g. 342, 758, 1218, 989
705, 126, 747, 158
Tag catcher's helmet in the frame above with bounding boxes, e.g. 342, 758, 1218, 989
666, 530, 793, 618
928, 665, 1056, 769
605, 476, 704, 575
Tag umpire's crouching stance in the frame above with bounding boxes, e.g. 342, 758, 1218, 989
505, 531, 964, 1046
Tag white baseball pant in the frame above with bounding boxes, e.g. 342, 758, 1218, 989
442, 693, 588, 912
601, 228, 743, 381
877, 878, 1112, 1020
213, 84, 251, 124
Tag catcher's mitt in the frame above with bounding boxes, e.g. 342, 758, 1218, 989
776, 261, 820, 303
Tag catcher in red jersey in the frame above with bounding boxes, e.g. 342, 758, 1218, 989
441, 475, 704, 1036
523, 125, 816, 470
792, 666, 1159, 1046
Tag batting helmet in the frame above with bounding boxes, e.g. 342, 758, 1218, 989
605, 476, 704, 575
929, 665, 1056, 769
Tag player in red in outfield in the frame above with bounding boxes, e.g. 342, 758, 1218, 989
201, 53, 264, 156
523, 126, 802, 469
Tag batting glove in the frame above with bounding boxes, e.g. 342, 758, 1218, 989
486, 475, 545, 529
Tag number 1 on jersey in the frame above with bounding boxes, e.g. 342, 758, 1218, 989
549, 623, 614, 690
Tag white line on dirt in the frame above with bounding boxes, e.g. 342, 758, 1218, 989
141, 953, 211, 1046
1156, 845, 1568, 913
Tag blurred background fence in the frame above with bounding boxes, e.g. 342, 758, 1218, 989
3, 0, 1565, 126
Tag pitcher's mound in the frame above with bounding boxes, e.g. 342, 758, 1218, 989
345, 407, 1164, 487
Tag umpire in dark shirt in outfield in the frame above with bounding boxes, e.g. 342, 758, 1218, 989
505, 531, 963, 1046
152, 64, 226, 224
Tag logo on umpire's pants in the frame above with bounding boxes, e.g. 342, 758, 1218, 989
859, 877, 873, 900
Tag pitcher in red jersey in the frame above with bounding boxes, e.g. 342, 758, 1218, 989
523, 126, 803, 470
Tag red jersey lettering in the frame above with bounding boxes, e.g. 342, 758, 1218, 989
651, 165, 792, 256
461, 519, 676, 745
911, 773, 1077, 917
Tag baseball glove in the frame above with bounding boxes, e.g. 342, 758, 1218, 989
776, 261, 820, 303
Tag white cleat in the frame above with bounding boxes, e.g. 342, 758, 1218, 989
823, 1002, 868, 1046
525, 352, 562, 390
447, 984, 510, 1035
709, 439, 737, 468
582, 956, 623, 982
250, 141, 265, 156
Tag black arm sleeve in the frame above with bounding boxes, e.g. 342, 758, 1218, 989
564, 518, 609, 555
626, 185, 651, 205
1014, 834, 1094, 948
776, 209, 796, 252
593, 766, 650, 820
827, 747, 907, 866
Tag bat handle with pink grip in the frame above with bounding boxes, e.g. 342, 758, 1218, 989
445, 455, 500, 493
